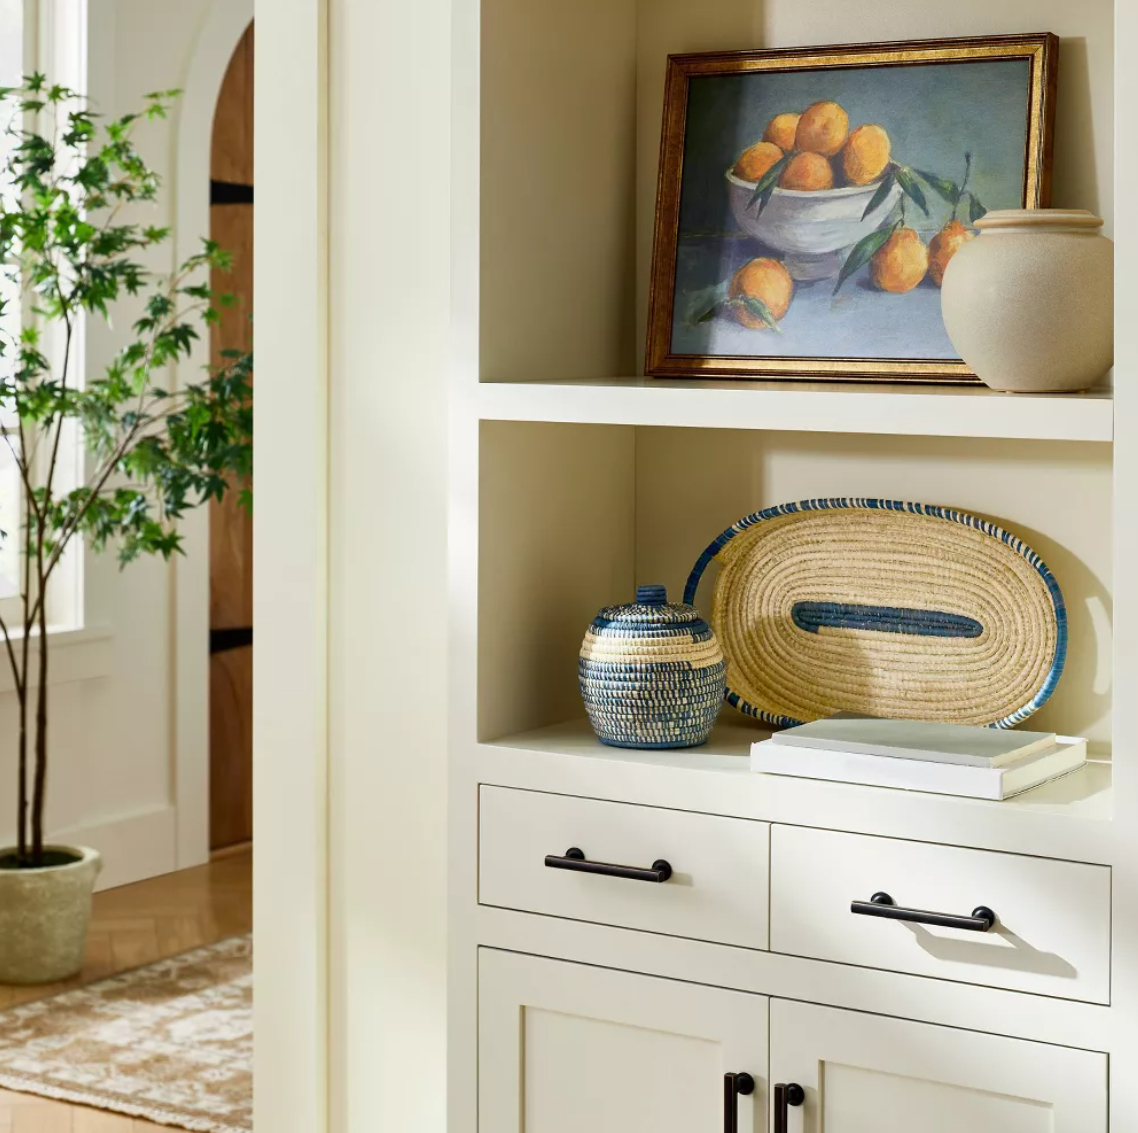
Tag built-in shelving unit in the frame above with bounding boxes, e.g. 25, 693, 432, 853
450, 0, 1135, 1127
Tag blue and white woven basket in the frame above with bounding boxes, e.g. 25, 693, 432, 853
683, 499, 1067, 729
579, 585, 727, 749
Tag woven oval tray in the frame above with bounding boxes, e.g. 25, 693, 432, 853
683, 499, 1067, 729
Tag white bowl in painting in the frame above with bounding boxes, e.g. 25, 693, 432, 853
726, 170, 903, 281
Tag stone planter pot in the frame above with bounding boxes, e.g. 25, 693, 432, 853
0, 845, 102, 984
940, 209, 1113, 393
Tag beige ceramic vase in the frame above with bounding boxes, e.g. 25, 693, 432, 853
0, 845, 102, 983
940, 209, 1113, 393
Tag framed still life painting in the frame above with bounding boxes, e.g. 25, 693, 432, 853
645, 34, 1058, 382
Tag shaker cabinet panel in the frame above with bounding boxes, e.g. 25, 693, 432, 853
480, 785, 770, 948
769, 999, 1106, 1133
479, 949, 769, 1133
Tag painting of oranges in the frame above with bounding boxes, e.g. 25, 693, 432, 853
645, 36, 1057, 381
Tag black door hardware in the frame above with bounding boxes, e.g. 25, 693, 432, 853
543, 847, 672, 883
773, 1082, 804, 1133
851, 890, 997, 932
723, 1072, 755, 1133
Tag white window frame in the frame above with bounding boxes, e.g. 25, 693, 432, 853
0, 0, 89, 639
0, 0, 107, 692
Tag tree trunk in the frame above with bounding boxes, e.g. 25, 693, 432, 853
16, 684, 26, 861
17, 573, 31, 864
31, 570, 47, 865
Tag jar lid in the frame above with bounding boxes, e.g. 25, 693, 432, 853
976, 208, 1103, 231
592, 584, 705, 627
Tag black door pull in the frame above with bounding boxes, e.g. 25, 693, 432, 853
851, 890, 997, 932
773, 1082, 804, 1133
723, 1072, 755, 1133
544, 847, 673, 883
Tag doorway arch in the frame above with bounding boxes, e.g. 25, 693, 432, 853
172, 0, 255, 870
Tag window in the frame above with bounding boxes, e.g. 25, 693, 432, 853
0, 0, 88, 632
0, 0, 24, 618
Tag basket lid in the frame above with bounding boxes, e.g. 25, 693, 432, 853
592, 585, 705, 627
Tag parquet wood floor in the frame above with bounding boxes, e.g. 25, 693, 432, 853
0, 846, 252, 1132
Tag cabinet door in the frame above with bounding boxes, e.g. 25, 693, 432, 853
770, 1000, 1106, 1133
480, 949, 769, 1132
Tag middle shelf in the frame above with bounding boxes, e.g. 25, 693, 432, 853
476, 717, 1115, 867
477, 377, 1115, 443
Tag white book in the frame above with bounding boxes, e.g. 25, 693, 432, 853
750, 735, 1087, 801
769, 712, 1056, 768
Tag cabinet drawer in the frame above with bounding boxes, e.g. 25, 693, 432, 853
771, 826, 1110, 1003
479, 786, 770, 949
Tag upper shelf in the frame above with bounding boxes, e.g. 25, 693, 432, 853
478, 378, 1114, 443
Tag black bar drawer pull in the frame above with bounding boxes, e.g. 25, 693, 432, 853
773, 1082, 804, 1133
723, 1072, 754, 1133
851, 890, 997, 932
544, 846, 673, 883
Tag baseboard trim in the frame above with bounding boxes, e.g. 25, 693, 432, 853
49, 805, 178, 891
211, 839, 253, 861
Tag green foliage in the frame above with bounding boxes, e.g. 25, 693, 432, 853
834, 219, 900, 295
0, 75, 252, 866
893, 166, 929, 217
729, 294, 781, 332
747, 153, 792, 216
860, 165, 897, 221
689, 284, 783, 332
912, 167, 958, 207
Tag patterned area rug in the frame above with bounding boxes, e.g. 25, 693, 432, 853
0, 935, 251, 1133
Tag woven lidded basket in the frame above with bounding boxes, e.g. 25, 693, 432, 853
579, 585, 727, 749
683, 499, 1067, 729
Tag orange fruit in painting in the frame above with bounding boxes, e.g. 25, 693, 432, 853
729, 257, 793, 328
870, 227, 929, 293
795, 101, 849, 156
927, 219, 975, 286
732, 140, 784, 182
763, 112, 800, 152
841, 124, 891, 186
779, 151, 833, 191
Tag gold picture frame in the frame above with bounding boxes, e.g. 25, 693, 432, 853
645, 34, 1058, 383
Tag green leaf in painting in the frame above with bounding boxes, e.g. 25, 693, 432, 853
861, 166, 897, 220
685, 282, 731, 326
913, 168, 958, 206
834, 221, 898, 294
894, 167, 929, 216
967, 192, 987, 224
747, 153, 792, 214
734, 294, 782, 332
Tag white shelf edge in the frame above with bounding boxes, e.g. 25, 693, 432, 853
474, 717, 1115, 866
477, 379, 1114, 443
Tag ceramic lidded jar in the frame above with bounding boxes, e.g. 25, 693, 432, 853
579, 584, 726, 749
940, 209, 1113, 393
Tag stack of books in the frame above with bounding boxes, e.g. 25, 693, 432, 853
749, 712, 1086, 800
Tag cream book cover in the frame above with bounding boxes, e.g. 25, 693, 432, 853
751, 736, 1086, 800
770, 712, 1057, 768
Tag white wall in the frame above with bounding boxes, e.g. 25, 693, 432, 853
0, 0, 221, 889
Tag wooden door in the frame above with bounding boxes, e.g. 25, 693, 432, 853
479, 949, 769, 1132
769, 999, 1106, 1132
209, 23, 254, 851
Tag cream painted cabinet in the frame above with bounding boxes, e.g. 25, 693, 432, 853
479, 949, 770, 1133
769, 999, 1107, 1133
